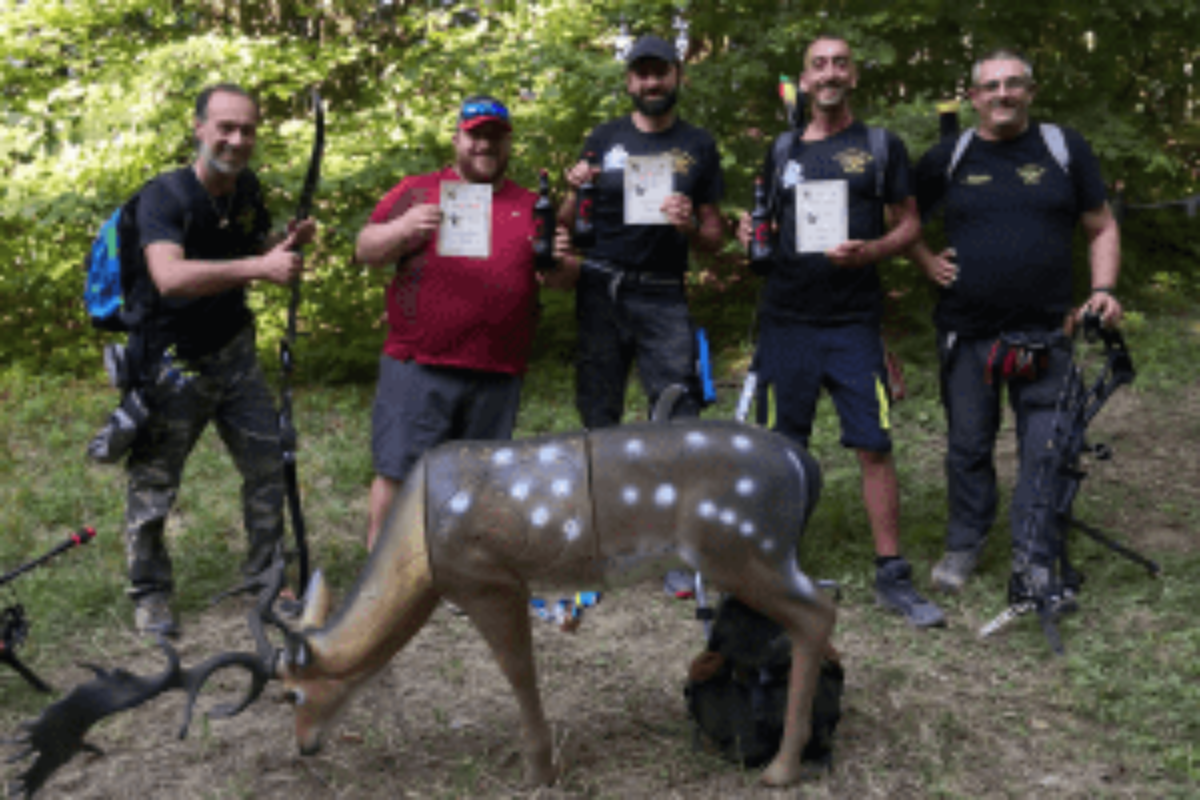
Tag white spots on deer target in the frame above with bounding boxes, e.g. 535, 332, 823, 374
551, 479, 571, 498
563, 518, 582, 541
510, 481, 532, 501
449, 491, 471, 514
492, 448, 515, 466
685, 431, 708, 448
739, 521, 756, 537
697, 500, 717, 519
537, 445, 561, 465
622, 486, 639, 505
531, 506, 550, 527
624, 439, 645, 458
787, 450, 804, 481
735, 477, 755, 496
655, 484, 677, 507
761, 538, 776, 553
719, 509, 737, 526
732, 434, 752, 451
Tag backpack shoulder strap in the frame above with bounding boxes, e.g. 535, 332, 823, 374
867, 126, 889, 200
946, 128, 976, 180
1038, 123, 1070, 174
767, 129, 798, 216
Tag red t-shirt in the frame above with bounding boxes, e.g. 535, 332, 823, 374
369, 167, 540, 375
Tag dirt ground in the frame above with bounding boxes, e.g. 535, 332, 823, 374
10, 383, 1198, 799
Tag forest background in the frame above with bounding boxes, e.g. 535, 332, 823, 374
1, 0, 1197, 380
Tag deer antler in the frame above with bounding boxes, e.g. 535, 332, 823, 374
5, 546, 296, 799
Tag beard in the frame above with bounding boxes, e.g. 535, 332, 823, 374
631, 88, 678, 118
811, 83, 848, 110
459, 151, 508, 184
199, 140, 246, 177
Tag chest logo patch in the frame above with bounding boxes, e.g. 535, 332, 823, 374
669, 148, 695, 177
962, 173, 993, 186
603, 145, 629, 172
834, 147, 872, 175
1017, 164, 1046, 185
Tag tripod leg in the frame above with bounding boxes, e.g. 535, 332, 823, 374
1068, 517, 1161, 577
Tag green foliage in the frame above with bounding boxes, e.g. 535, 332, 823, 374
1, 0, 1197, 376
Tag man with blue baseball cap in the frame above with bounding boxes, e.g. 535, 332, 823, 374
356, 94, 576, 550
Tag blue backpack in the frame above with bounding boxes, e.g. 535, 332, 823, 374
83, 173, 187, 333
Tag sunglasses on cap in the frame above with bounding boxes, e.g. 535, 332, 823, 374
459, 99, 511, 129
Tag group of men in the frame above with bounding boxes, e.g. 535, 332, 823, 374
117, 32, 1122, 639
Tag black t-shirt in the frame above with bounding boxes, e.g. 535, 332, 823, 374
759, 121, 912, 325
137, 167, 271, 359
914, 123, 1108, 336
580, 115, 724, 275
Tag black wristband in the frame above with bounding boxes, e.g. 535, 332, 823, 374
1091, 286, 1116, 296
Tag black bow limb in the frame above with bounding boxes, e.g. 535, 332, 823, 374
278, 89, 325, 597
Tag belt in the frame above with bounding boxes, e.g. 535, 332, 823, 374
583, 259, 684, 300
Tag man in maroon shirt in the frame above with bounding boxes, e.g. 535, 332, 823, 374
356, 95, 576, 549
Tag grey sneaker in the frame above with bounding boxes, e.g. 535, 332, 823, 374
931, 549, 982, 595
875, 559, 946, 628
134, 593, 180, 639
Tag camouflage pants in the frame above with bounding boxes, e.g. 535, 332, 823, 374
124, 326, 284, 600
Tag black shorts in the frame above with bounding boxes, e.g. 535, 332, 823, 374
371, 356, 523, 482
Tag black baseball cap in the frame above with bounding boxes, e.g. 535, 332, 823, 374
625, 35, 679, 67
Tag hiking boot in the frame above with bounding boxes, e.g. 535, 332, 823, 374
875, 559, 946, 628
931, 548, 982, 595
663, 569, 695, 600
134, 593, 179, 639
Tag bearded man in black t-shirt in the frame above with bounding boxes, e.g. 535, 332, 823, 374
124, 83, 317, 638
909, 49, 1123, 603
735, 35, 944, 628
559, 35, 726, 433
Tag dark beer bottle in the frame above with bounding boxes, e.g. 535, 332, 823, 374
573, 152, 597, 249
533, 169, 557, 272
748, 176, 774, 272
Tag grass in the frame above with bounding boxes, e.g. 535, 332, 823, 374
0, 285, 1198, 796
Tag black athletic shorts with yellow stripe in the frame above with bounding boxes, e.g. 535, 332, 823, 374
754, 319, 893, 453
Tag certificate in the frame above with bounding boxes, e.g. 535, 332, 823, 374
623, 154, 673, 225
438, 181, 492, 258
795, 180, 848, 255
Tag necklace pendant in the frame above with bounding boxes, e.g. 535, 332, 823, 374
218, 217, 229, 229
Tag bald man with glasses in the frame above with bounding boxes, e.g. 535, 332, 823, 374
909, 49, 1122, 606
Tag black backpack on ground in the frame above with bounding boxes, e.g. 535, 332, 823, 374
685, 595, 844, 770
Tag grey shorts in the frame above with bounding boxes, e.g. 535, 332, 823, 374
372, 356, 523, 482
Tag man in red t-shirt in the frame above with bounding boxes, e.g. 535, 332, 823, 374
356, 95, 577, 548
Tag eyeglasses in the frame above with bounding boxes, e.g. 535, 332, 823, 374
459, 100, 510, 123
976, 76, 1033, 93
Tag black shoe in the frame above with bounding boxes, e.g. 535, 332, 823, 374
875, 559, 946, 628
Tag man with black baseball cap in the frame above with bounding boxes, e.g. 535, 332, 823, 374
560, 34, 725, 436
355, 94, 576, 550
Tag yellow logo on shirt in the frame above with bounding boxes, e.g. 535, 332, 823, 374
669, 148, 696, 177
962, 173, 992, 186
1017, 164, 1046, 185
834, 147, 872, 174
